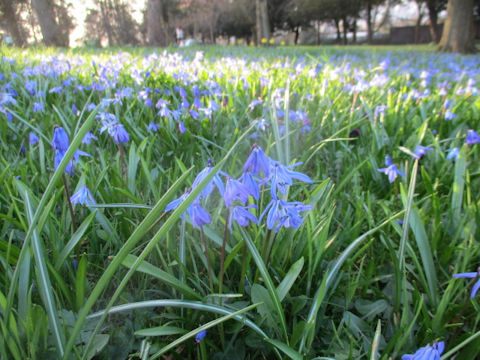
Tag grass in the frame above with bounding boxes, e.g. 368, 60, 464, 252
0, 44, 479, 359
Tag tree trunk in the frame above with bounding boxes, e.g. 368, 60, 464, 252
30, 0, 66, 46
255, 0, 270, 43
414, 1, 424, 44
0, 0, 26, 46
294, 27, 299, 45
367, 3, 373, 44
352, 18, 357, 43
438, 0, 476, 53
426, 1, 440, 43
342, 16, 348, 45
99, 0, 114, 46
334, 18, 341, 43
146, 0, 167, 46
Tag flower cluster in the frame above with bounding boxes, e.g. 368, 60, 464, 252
165, 144, 313, 232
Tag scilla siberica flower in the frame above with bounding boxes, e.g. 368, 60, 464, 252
70, 186, 96, 206
223, 177, 251, 207
452, 267, 480, 298
378, 156, 406, 183
413, 145, 434, 159
51, 126, 90, 175
263, 160, 313, 199
29, 132, 39, 145
465, 129, 480, 145
243, 144, 270, 177
229, 205, 258, 231
261, 199, 313, 232
401, 341, 444, 360
446, 147, 460, 162
195, 330, 207, 344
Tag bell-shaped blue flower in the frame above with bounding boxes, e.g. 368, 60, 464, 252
192, 160, 225, 198
453, 268, 480, 298
51, 126, 69, 151
378, 156, 406, 183
223, 177, 251, 207
243, 144, 270, 177
195, 330, 207, 344
29, 132, 39, 145
229, 205, 258, 231
264, 161, 312, 199
413, 145, 434, 159
465, 129, 480, 145
261, 199, 313, 232
71, 186, 96, 205
401, 341, 444, 360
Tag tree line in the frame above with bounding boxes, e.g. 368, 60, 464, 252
0, 0, 477, 52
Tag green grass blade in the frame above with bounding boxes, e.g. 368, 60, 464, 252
150, 303, 261, 359
240, 226, 289, 343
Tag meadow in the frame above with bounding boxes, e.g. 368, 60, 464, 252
0, 44, 479, 359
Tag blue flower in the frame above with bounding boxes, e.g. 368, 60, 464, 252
195, 330, 207, 344
82, 131, 98, 145
261, 199, 313, 232
51, 126, 69, 151
444, 110, 456, 120
264, 161, 312, 199
229, 205, 258, 231
378, 156, 406, 183
401, 341, 445, 360
413, 145, 434, 159
239, 172, 260, 200
29, 132, 39, 145
148, 122, 160, 132
465, 129, 480, 145
187, 202, 211, 228
243, 144, 270, 177
446, 147, 460, 162
191, 160, 225, 198
453, 268, 480, 298
33, 102, 44, 113
223, 177, 251, 207
110, 123, 129, 144
70, 186, 96, 205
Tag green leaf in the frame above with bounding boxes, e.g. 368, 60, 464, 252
135, 326, 187, 337
277, 257, 304, 302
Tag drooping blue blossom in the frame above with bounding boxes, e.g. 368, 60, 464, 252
378, 156, 406, 183
82, 131, 98, 145
264, 160, 313, 199
178, 121, 186, 133
29, 132, 39, 145
33, 102, 44, 113
187, 202, 211, 228
444, 109, 456, 120
465, 129, 480, 145
446, 147, 460, 162
51, 126, 69, 151
110, 123, 129, 144
229, 205, 258, 231
195, 330, 207, 344
148, 122, 160, 132
261, 199, 313, 232
223, 177, 251, 207
453, 268, 480, 298
413, 145, 434, 159
70, 186, 96, 205
191, 159, 225, 197
243, 144, 270, 177
401, 341, 445, 360
239, 171, 260, 200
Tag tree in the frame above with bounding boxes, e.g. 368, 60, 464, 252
269, 0, 311, 44
0, 0, 27, 46
256, 0, 270, 42
30, 0, 72, 46
424, 0, 447, 43
438, 0, 476, 53
216, 0, 254, 41
85, 0, 140, 46
146, 0, 169, 46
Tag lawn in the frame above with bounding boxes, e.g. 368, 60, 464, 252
0, 44, 479, 359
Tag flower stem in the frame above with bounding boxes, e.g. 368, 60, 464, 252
200, 228, 214, 294
239, 240, 248, 294
218, 208, 230, 305
62, 173, 77, 233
